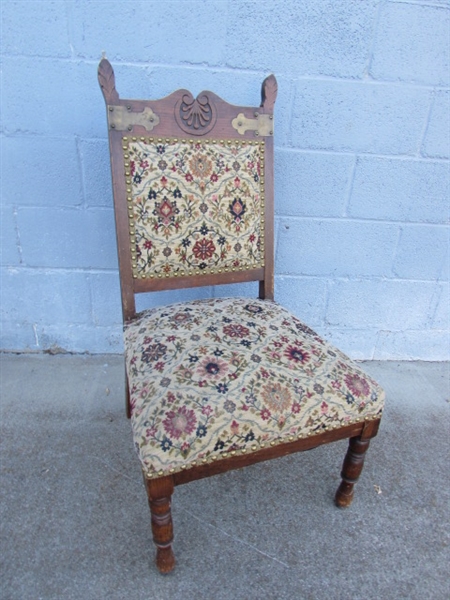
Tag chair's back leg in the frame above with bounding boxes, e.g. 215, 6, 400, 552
144, 475, 176, 573
335, 436, 371, 508
125, 370, 131, 419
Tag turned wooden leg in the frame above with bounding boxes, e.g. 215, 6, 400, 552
144, 475, 175, 573
335, 436, 370, 508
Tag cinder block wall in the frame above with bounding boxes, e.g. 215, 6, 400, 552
1, 0, 449, 359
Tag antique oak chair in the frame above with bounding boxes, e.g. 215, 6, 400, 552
98, 58, 384, 574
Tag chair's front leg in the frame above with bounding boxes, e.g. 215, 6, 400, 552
144, 475, 176, 573
335, 436, 370, 508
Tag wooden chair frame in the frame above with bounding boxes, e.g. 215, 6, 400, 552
98, 58, 381, 574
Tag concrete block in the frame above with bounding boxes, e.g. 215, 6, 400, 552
0, 267, 91, 327
102, 61, 155, 102
326, 279, 438, 330
316, 327, 379, 360
148, 65, 266, 110
275, 276, 327, 327
2, 58, 106, 138
89, 272, 122, 326
371, 3, 450, 86
349, 157, 450, 224
374, 330, 450, 361
431, 283, 449, 330
32, 323, 124, 354
1, 322, 123, 354
0, 206, 20, 266
79, 139, 113, 207
393, 225, 450, 281
273, 76, 294, 149
0, 322, 38, 352
2, 0, 70, 58
275, 150, 353, 217
17, 207, 118, 269
212, 282, 259, 299
225, 0, 378, 78
276, 219, 398, 277
2, 136, 83, 207
423, 90, 450, 159
291, 80, 430, 155
69, 0, 227, 64
135, 286, 213, 314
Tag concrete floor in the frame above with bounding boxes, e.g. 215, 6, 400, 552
0, 354, 449, 600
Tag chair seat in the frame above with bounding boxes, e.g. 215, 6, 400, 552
125, 297, 384, 477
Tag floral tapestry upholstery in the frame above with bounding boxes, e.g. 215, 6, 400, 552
124, 297, 385, 478
123, 138, 265, 279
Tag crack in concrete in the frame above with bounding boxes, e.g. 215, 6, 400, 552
182, 508, 290, 568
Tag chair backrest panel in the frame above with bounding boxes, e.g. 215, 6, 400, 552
98, 59, 277, 321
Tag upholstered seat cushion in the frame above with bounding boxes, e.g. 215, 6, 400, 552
125, 298, 384, 478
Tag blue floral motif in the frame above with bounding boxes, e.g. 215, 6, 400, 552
161, 437, 172, 452
216, 383, 228, 394
196, 424, 207, 438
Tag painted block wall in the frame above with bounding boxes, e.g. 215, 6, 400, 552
1, 0, 449, 360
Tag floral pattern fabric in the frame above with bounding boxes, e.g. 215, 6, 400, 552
124, 138, 264, 278
124, 298, 385, 478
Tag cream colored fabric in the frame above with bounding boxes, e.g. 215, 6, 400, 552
125, 138, 265, 278
124, 298, 385, 478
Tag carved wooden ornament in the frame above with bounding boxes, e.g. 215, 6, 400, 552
174, 92, 217, 135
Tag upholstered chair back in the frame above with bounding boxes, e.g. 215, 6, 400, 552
98, 58, 277, 321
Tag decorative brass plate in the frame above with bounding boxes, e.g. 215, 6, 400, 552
232, 113, 274, 137
108, 106, 160, 132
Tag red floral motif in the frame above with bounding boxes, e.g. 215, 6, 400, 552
192, 238, 216, 260
223, 323, 250, 338
260, 408, 271, 421
284, 345, 310, 364
197, 356, 228, 380
344, 373, 370, 397
163, 406, 197, 439
173, 312, 192, 323
157, 199, 174, 223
